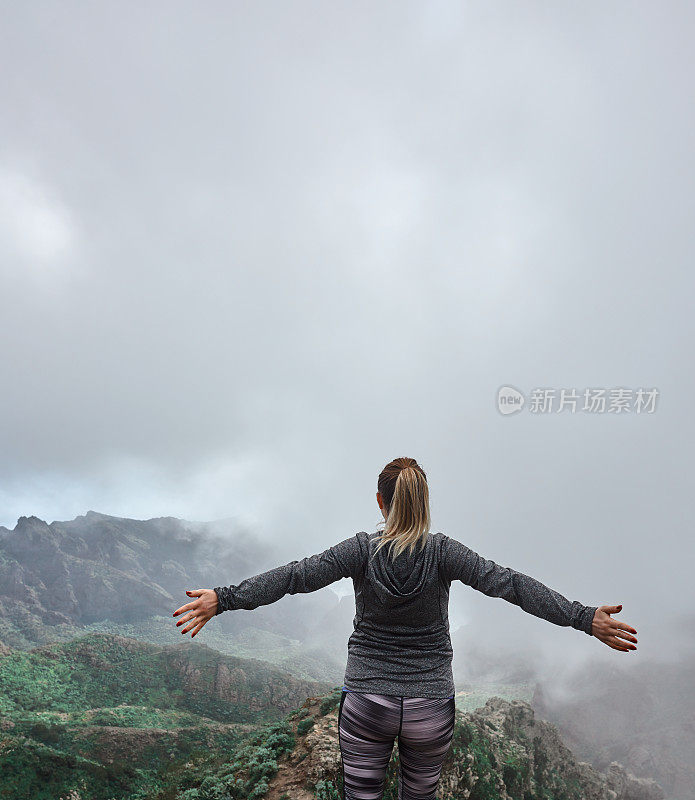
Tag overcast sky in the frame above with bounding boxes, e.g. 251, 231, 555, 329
1, 2, 693, 665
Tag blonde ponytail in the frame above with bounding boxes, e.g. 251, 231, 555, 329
373, 457, 431, 560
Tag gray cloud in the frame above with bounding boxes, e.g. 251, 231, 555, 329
1, 1, 693, 664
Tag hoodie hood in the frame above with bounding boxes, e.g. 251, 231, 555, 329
366, 532, 435, 608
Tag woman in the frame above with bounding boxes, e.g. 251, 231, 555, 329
173, 457, 637, 800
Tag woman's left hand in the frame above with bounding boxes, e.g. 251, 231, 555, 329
173, 589, 219, 637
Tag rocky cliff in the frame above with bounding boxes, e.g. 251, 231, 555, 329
259, 693, 666, 800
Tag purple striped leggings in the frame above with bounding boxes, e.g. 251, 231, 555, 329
337, 689, 456, 800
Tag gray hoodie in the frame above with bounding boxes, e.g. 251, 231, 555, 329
214, 530, 596, 698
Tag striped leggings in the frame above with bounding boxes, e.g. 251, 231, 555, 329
337, 688, 456, 800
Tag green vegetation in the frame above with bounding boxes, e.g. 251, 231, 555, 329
0, 632, 322, 799
0, 634, 599, 800
296, 717, 315, 736
0, 611, 343, 685
0, 632, 318, 725
174, 718, 296, 800
319, 690, 341, 717
314, 779, 341, 799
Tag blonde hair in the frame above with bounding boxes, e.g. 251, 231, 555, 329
372, 457, 431, 561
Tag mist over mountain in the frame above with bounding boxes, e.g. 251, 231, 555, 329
0, 510, 266, 628
451, 607, 695, 799
0, 510, 690, 798
0, 510, 354, 682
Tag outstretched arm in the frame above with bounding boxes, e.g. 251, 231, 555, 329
215, 536, 362, 614
213, 533, 365, 613
440, 534, 597, 635
173, 534, 365, 636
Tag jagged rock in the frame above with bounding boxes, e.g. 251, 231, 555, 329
605, 761, 666, 800
265, 695, 667, 800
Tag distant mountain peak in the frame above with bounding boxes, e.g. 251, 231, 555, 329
15, 514, 49, 528
81, 510, 122, 521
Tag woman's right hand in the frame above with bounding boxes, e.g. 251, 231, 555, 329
591, 604, 638, 652
173, 588, 219, 637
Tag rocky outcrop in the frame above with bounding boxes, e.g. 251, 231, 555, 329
455, 697, 665, 800
265, 693, 344, 800
163, 639, 331, 715
264, 694, 666, 800
533, 659, 695, 800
